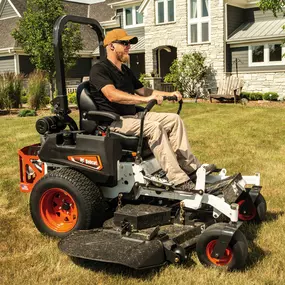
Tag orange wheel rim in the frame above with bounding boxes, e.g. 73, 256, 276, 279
238, 199, 257, 221
40, 188, 78, 232
206, 240, 233, 266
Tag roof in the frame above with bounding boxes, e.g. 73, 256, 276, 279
89, 0, 117, 23
0, 0, 99, 52
0, 17, 18, 49
227, 19, 285, 44
12, 0, 26, 16
92, 34, 145, 55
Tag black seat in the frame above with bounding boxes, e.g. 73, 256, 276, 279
76, 81, 152, 156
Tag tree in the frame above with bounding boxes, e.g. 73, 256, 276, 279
259, 0, 285, 16
164, 52, 208, 98
12, 0, 83, 100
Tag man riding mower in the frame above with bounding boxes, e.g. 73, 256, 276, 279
18, 15, 266, 271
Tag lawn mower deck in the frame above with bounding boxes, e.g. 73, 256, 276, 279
58, 203, 241, 269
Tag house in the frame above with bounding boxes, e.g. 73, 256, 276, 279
139, 0, 285, 98
1, 0, 285, 98
0, 0, 146, 83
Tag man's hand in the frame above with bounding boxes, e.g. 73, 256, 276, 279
148, 93, 163, 105
170, 91, 183, 101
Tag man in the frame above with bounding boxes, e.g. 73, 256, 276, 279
89, 29, 214, 191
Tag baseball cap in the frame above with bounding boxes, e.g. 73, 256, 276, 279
103, 29, 138, 47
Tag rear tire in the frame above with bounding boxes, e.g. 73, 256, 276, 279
30, 168, 104, 238
196, 223, 248, 270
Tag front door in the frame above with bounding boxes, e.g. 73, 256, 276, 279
158, 46, 177, 79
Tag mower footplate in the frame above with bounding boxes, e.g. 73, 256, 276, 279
58, 229, 166, 269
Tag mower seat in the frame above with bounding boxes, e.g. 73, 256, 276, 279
76, 81, 152, 156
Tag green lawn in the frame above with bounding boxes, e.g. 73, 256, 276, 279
1, 102, 285, 285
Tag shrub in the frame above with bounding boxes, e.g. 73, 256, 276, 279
0, 72, 25, 111
27, 70, 48, 110
164, 52, 208, 98
21, 95, 28, 104
18, 109, 37, 117
249, 92, 263, 101
68, 92, 77, 104
139, 73, 151, 88
240, 92, 251, 100
263, 92, 279, 101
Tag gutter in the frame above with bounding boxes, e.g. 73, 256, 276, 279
227, 35, 285, 45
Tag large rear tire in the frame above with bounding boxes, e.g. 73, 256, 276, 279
196, 223, 248, 270
30, 168, 104, 238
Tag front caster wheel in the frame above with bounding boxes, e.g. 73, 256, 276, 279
196, 223, 248, 270
238, 194, 267, 222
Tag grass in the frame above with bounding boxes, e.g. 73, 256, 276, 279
1, 102, 285, 285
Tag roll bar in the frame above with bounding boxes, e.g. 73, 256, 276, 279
51, 15, 105, 118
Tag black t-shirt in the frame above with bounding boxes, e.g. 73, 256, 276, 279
89, 59, 143, 116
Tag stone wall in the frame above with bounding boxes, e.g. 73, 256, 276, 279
143, 0, 226, 90
234, 71, 285, 99
143, 0, 285, 99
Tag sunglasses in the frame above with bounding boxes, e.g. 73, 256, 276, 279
112, 40, 130, 46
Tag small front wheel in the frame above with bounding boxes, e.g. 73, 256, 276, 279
238, 194, 267, 222
196, 223, 248, 270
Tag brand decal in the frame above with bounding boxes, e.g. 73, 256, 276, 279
67, 155, 103, 170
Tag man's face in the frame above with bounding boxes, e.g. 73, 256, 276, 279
112, 40, 131, 63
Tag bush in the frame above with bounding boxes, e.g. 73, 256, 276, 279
68, 92, 77, 104
263, 92, 279, 101
27, 70, 48, 110
249, 92, 263, 101
164, 52, 208, 98
139, 73, 151, 88
21, 95, 28, 104
18, 109, 37, 117
0, 72, 25, 111
240, 92, 251, 100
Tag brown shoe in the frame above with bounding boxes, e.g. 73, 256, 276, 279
177, 180, 196, 192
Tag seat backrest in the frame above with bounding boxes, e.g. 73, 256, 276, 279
76, 81, 98, 134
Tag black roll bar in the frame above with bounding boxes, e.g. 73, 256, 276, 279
52, 15, 105, 119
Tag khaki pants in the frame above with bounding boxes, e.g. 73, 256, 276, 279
110, 112, 200, 185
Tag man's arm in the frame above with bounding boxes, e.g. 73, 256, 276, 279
136, 87, 183, 101
101, 85, 163, 105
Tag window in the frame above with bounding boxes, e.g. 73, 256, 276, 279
124, 6, 143, 27
188, 0, 210, 44
155, 0, 175, 24
249, 43, 285, 66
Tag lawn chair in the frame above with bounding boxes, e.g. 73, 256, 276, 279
209, 76, 243, 104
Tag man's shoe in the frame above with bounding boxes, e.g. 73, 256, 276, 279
189, 164, 217, 180
203, 164, 217, 174
177, 180, 196, 192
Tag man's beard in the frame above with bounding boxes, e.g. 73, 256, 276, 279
115, 51, 129, 63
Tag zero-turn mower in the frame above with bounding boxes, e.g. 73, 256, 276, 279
18, 15, 266, 271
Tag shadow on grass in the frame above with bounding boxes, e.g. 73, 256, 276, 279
241, 210, 284, 269
70, 256, 166, 280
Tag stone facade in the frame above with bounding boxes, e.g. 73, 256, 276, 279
143, 0, 285, 99
143, 0, 225, 90
235, 71, 285, 99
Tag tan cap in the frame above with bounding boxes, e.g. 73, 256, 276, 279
103, 29, 138, 47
